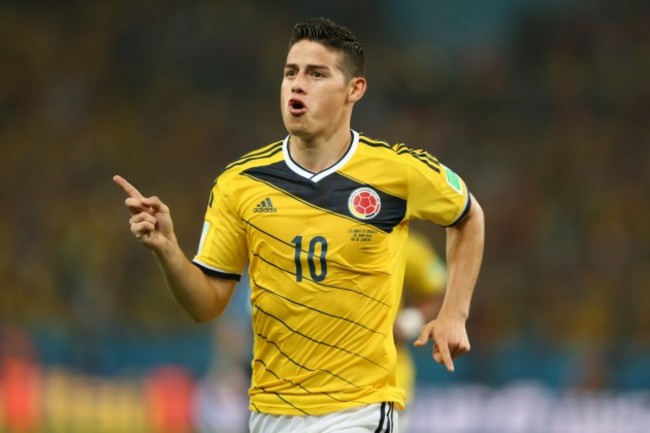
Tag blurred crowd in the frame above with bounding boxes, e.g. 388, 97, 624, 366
0, 0, 649, 392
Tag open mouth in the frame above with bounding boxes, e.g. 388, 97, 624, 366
288, 99, 307, 115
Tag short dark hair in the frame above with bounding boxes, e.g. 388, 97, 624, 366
289, 17, 365, 79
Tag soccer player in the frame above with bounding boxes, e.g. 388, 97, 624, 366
114, 17, 484, 433
395, 230, 447, 431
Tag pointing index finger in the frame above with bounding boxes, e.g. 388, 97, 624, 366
113, 175, 144, 199
436, 343, 455, 372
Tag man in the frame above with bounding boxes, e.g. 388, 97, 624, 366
115, 17, 484, 433
194, 233, 444, 433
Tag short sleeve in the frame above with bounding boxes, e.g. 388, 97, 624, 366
192, 178, 248, 280
407, 159, 471, 227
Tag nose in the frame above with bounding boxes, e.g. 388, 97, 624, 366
291, 71, 307, 94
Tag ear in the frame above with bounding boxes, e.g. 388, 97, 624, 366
347, 77, 367, 103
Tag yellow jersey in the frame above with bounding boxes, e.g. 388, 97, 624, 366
193, 130, 470, 416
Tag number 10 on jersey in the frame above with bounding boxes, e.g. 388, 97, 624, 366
291, 235, 328, 282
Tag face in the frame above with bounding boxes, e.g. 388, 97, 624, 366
281, 40, 365, 140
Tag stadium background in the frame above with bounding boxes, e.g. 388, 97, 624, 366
1, 0, 649, 431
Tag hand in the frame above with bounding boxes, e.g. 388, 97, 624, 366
113, 175, 177, 251
413, 313, 471, 372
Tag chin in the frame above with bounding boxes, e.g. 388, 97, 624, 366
284, 120, 311, 138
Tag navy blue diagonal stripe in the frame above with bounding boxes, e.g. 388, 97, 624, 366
243, 162, 406, 233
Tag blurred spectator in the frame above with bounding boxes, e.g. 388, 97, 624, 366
194, 268, 252, 433
144, 366, 196, 433
0, 0, 648, 391
0, 325, 43, 432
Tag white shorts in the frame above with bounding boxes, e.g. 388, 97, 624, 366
249, 402, 398, 433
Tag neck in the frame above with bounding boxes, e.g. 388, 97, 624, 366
289, 129, 352, 173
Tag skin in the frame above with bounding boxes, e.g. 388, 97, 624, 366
113, 174, 236, 323
414, 197, 484, 372
281, 40, 366, 172
114, 38, 485, 373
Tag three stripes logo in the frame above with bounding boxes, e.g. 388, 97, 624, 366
254, 197, 277, 213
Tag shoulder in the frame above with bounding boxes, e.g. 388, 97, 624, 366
356, 133, 442, 174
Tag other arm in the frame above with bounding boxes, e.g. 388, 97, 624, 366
414, 193, 485, 371
113, 175, 237, 322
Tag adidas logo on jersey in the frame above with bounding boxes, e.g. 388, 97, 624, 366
254, 197, 277, 213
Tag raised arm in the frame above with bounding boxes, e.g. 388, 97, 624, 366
113, 175, 237, 322
414, 194, 485, 371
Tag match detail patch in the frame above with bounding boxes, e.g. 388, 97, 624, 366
443, 166, 463, 195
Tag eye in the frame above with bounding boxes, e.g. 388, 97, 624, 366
284, 69, 296, 78
312, 71, 324, 78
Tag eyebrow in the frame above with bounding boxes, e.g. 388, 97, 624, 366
284, 63, 332, 72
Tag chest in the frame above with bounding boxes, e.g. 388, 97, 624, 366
236, 164, 407, 269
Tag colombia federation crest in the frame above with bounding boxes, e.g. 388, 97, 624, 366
348, 187, 381, 220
